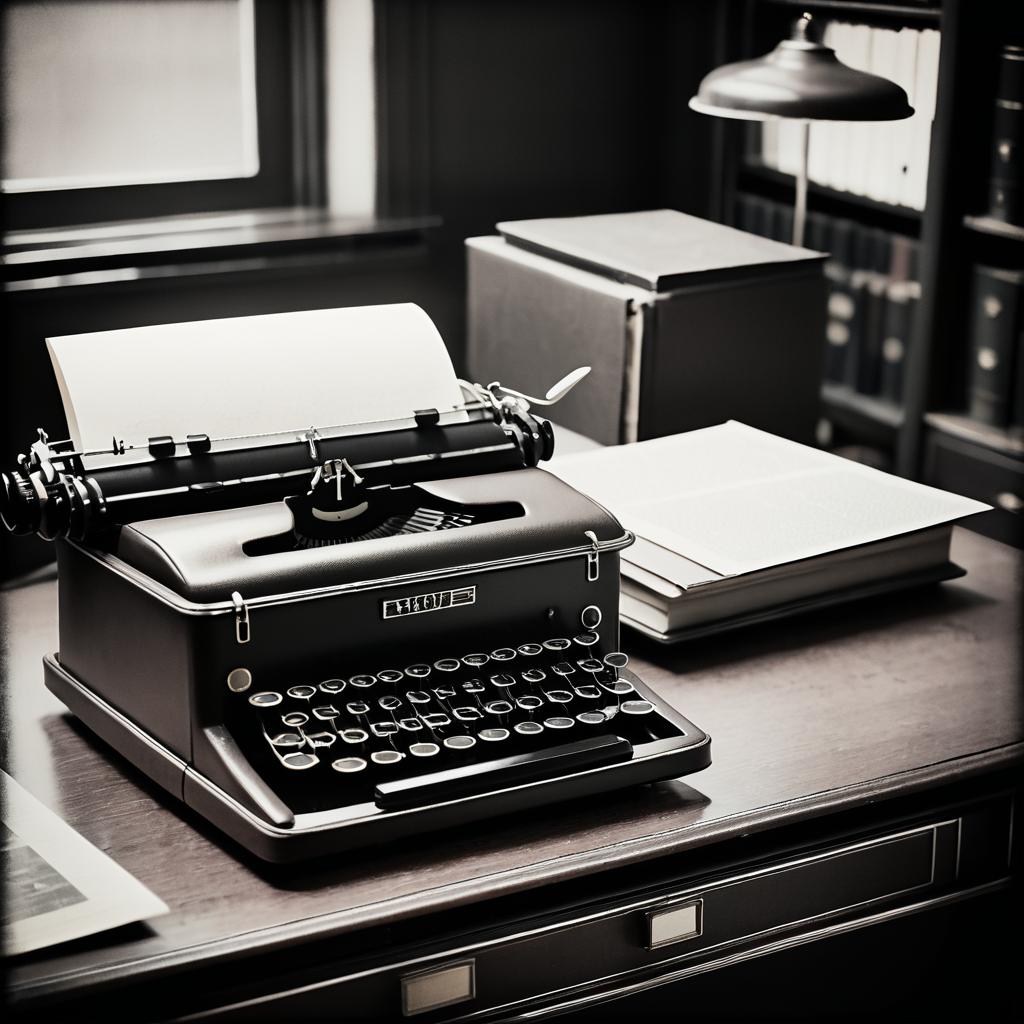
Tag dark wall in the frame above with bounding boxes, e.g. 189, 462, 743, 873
1, 0, 721, 578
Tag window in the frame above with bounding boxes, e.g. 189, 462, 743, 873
4, 0, 259, 192
1, 0, 311, 230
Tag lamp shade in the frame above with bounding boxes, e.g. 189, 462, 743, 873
689, 14, 914, 122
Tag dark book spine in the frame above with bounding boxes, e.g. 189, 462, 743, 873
967, 265, 1024, 427
849, 227, 889, 395
880, 238, 921, 405
988, 45, 1024, 227
822, 217, 856, 384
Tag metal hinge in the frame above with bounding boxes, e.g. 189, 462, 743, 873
584, 530, 600, 582
232, 591, 251, 644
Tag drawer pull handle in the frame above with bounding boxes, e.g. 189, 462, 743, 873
647, 898, 704, 949
401, 960, 476, 1017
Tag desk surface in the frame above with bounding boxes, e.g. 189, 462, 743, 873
3, 527, 1022, 1002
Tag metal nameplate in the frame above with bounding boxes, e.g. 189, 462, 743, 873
382, 586, 476, 619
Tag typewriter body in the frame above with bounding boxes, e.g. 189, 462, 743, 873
2, 306, 710, 862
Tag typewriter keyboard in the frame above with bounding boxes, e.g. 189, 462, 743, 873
233, 637, 693, 814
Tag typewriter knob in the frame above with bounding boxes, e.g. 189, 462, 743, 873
0, 470, 39, 535
581, 605, 602, 629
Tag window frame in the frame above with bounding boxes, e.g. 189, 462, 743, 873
2, 0, 325, 232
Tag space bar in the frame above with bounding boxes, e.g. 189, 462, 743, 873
374, 734, 634, 811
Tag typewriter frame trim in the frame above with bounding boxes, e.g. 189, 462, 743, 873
63, 529, 636, 620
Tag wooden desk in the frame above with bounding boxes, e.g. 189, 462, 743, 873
3, 528, 1021, 1020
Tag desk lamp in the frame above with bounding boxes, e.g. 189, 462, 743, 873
689, 12, 914, 245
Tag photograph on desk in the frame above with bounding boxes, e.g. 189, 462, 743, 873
2, 1, 1021, 1021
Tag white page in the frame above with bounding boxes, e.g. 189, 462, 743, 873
47, 303, 466, 456
548, 422, 989, 578
3, 771, 168, 955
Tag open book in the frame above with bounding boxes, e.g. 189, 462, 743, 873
549, 422, 989, 642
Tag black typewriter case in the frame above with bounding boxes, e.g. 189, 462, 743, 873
43, 473, 711, 862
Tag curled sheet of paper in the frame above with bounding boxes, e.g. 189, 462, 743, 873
47, 303, 466, 458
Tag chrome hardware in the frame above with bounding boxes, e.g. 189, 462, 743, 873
301, 426, 322, 461
585, 530, 600, 581
226, 667, 252, 693
484, 366, 591, 409
231, 591, 251, 644
581, 604, 602, 629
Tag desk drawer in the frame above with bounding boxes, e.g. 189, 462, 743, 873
185, 800, 1011, 1022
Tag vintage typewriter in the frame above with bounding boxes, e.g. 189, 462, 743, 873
1, 305, 710, 862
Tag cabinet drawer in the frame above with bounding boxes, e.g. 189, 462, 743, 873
185, 796, 1014, 1023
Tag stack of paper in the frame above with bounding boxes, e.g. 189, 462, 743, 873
549, 423, 988, 642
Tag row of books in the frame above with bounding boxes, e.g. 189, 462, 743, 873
734, 193, 920, 406
967, 265, 1024, 432
757, 21, 941, 211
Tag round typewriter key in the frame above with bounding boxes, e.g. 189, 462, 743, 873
287, 685, 317, 701
346, 701, 371, 716
313, 705, 341, 721
574, 684, 603, 701
603, 652, 629, 670
577, 710, 608, 726
580, 605, 602, 629
578, 658, 604, 674
349, 674, 376, 689
522, 668, 547, 684
444, 734, 477, 751
542, 638, 571, 652
319, 679, 346, 695
226, 667, 252, 693
573, 631, 600, 647
432, 686, 456, 702
269, 732, 303, 748
407, 690, 432, 704
552, 661, 576, 677
543, 716, 575, 730
282, 751, 319, 770
370, 720, 400, 737
405, 664, 431, 679
453, 706, 483, 722
462, 653, 490, 668
516, 695, 544, 711
304, 731, 337, 749
515, 721, 544, 737
621, 699, 655, 716
485, 699, 513, 715
372, 749, 405, 765
341, 728, 368, 744
377, 669, 404, 685
517, 643, 543, 657
462, 678, 485, 694
378, 695, 403, 712
434, 658, 461, 673
249, 691, 282, 707
409, 742, 440, 758
398, 717, 424, 732
490, 647, 516, 662
479, 727, 510, 742
545, 689, 574, 704
490, 673, 516, 689
332, 757, 367, 773
601, 680, 634, 696
282, 712, 309, 727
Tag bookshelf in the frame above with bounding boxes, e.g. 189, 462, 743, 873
715, 0, 1024, 546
